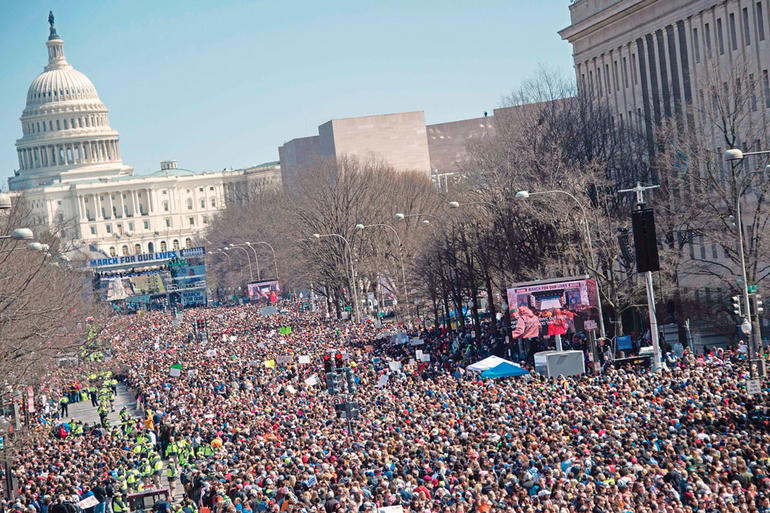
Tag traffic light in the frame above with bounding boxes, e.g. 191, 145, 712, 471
344, 368, 356, 394
195, 318, 206, 331
323, 354, 332, 373
757, 295, 764, 314
732, 296, 742, 316
334, 401, 360, 419
325, 372, 342, 395
334, 352, 343, 369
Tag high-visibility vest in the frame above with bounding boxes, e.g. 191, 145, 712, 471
154, 460, 163, 472
166, 465, 177, 479
112, 498, 127, 513
59, 397, 69, 404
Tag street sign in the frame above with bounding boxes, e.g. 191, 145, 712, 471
748, 285, 759, 293
747, 378, 761, 395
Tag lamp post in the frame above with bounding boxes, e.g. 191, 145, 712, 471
355, 223, 410, 325
313, 233, 360, 323
248, 241, 279, 280
516, 189, 608, 342
227, 244, 254, 282
724, 148, 770, 377
0, 228, 33, 241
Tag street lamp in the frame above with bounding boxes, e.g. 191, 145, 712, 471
313, 232, 360, 323
0, 193, 12, 210
516, 189, 607, 342
248, 241, 278, 280
0, 228, 33, 241
723, 147, 770, 377
227, 244, 254, 281
355, 223, 410, 324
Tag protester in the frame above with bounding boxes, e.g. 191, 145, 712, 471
3, 302, 769, 513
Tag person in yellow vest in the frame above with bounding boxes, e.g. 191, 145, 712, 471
166, 462, 178, 498
126, 468, 141, 491
59, 396, 69, 417
152, 457, 163, 487
112, 493, 128, 513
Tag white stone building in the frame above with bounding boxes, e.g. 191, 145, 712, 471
11, 14, 280, 258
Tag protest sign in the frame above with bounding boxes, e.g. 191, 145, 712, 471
388, 361, 402, 371
298, 355, 311, 365
377, 374, 389, 387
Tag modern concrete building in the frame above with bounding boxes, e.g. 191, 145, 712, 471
10, 14, 280, 258
279, 111, 433, 189
560, 0, 769, 151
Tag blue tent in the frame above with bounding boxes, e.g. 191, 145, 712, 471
481, 361, 530, 379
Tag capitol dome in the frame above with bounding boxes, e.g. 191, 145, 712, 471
11, 12, 132, 191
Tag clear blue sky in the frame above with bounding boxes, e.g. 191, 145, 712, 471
0, 0, 574, 182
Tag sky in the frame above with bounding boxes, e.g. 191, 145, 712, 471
0, 0, 574, 183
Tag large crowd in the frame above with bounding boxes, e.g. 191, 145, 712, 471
2, 302, 769, 513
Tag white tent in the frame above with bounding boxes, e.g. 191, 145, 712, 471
467, 355, 510, 372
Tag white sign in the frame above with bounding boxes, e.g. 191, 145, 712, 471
205, 349, 217, 357
409, 338, 425, 346
377, 374, 389, 387
286, 385, 297, 394
378, 506, 403, 513
388, 361, 402, 371
298, 355, 311, 365
747, 378, 761, 395
169, 368, 181, 377
415, 349, 423, 360
420, 353, 431, 362
78, 497, 99, 509
304, 375, 319, 386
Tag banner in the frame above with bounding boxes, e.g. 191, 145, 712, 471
507, 276, 600, 340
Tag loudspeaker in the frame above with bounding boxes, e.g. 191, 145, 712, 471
631, 207, 660, 272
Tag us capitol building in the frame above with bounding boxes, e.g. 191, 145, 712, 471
10, 14, 279, 259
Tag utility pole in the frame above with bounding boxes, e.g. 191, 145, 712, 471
619, 182, 662, 372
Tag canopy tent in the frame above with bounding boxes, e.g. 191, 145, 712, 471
466, 355, 508, 372
481, 361, 529, 379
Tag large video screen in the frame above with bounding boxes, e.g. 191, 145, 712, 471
247, 280, 280, 302
506, 277, 600, 339
105, 272, 166, 301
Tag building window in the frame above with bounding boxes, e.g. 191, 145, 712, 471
210, 198, 216, 207
163, 201, 169, 212
200, 199, 205, 208
759, 2, 766, 41
751, 74, 757, 110
166, 218, 171, 228
729, 13, 738, 50
743, 8, 752, 45
122, 245, 129, 256
144, 220, 150, 230
199, 187, 203, 192
106, 224, 112, 234
109, 246, 116, 257
162, 190, 167, 195
189, 217, 195, 226
693, 28, 700, 62
203, 215, 208, 224
134, 243, 142, 254
717, 18, 725, 54
185, 238, 191, 249
209, 186, 214, 191
173, 240, 180, 250
128, 221, 134, 231
764, 70, 770, 108
186, 198, 193, 210
705, 23, 712, 56
90, 225, 96, 235
160, 241, 167, 252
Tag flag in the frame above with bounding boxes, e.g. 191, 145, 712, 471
263, 359, 276, 369
304, 475, 317, 487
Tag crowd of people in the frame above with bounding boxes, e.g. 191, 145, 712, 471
1, 302, 769, 513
